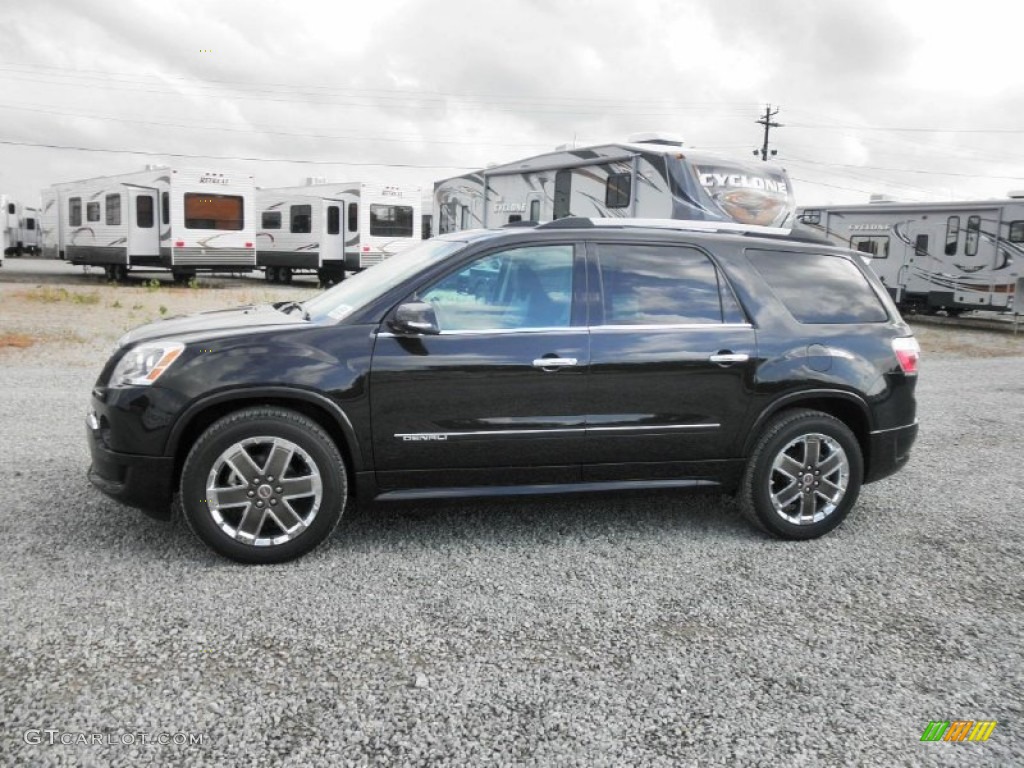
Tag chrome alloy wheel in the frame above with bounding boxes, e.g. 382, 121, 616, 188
768, 433, 849, 525
205, 436, 323, 547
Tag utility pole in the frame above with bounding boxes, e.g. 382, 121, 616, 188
754, 104, 782, 161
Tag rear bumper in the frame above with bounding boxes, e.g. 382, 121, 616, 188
87, 418, 175, 519
864, 421, 918, 484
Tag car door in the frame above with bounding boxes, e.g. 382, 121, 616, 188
370, 242, 589, 491
581, 241, 756, 481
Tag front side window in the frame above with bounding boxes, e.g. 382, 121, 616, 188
965, 215, 980, 256
749, 250, 888, 324
136, 194, 154, 228
69, 197, 82, 226
86, 202, 100, 223
290, 204, 312, 234
594, 244, 737, 325
605, 172, 631, 209
183, 193, 244, 230
420, 245, 574, 331
945, 215, 960, 256
371, 204, 414, 237
850, 235, 889, 260
261, 211, 281, 229
106, 194, 121, 225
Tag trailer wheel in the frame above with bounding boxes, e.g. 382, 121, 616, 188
112, 265, 129, 283
279, 267, 293, 284
265, 266, 279, 283
103, 265, 115, 282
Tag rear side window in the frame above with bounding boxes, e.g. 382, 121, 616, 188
594, 244, 742, 325
748, 250, 888, 324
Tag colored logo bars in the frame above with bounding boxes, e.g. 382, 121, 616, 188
920, 721, 997, 742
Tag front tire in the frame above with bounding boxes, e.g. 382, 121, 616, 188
180, 407, 347, 563
740, 409, 863, 539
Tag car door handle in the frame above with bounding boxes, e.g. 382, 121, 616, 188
532, 357, 578, 369
709, 352, 750, 364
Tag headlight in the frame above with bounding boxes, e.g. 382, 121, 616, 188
109, 342, 185, 386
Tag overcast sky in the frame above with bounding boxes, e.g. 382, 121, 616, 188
3, 0, 1024, 210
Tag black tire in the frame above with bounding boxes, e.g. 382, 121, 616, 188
265, 267, 278, 283
739, 409, 863, 540
103, 265, 115, 282
112, 264, 129, 283
279, 266, 293, 284
180, 407, 348, 564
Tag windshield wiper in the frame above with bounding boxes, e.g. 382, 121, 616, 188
275, 301, 310, 320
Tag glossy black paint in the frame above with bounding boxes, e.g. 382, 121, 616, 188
86, 225, 919, 517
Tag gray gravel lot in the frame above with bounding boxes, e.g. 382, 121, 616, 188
0, 265, 1022, 766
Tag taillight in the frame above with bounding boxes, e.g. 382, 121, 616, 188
892, 336, 920, 375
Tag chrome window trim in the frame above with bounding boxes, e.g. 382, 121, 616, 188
378, 327, 583, 338
590, 323, 753, 332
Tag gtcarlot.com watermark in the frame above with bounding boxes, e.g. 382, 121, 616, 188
24, 729, 206, 747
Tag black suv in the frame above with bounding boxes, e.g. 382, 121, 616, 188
87, 219, 920, 563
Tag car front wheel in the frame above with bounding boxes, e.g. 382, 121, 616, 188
180, 407, 347, 563
740, 409, 863, 539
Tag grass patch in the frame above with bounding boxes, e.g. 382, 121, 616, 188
19, 286, 101, 304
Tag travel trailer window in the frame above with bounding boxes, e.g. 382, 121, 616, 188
25, 218, 35, 230
530, 200, 540, 222
327, 205, 340, 235
850, 235, 889, 259
137, 195, 155, 228
460, 206, 470, 231
944, 216, 960, 256
290, 205, 312, 234
439, 203, 456, 235
799, 210, 821, 225
86, 202, 100, 223
5, 203, 12, 214
69, 198, 82, 226
965, 215, 980, 256
371, 204, 414, 237
1009, 221, 1024, 242
348, 203, 358, 233
162, 192, 169, 225
183, 193, 244, 230
553, 170, 572, 219
914, 235, 929, 258
595, 245, 731, 325
106, 194, 121, 225
508, 215, 522, 223
605, 173, 631, 209
749, 251, 888, 324
261, 211, 281, 229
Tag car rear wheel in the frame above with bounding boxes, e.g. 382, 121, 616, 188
180, 407, 347, 563
740, 409, 863, 539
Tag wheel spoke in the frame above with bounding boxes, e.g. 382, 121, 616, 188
800, 489, 817, 519
280, 476, 316, 499
818, 452, 844, 477
236, 504, 267, 540
777, 455, 803, 479
817, 478, 844, 500
225, 445, 261, 482
774, 481, 802, 509
212, 485, 251, 507
263, 441, 294, 481
269, 499, 305, 531
803, 436, 821, 468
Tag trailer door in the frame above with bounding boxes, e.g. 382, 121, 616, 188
128, 188, 160, 258
321, 200, 345, 266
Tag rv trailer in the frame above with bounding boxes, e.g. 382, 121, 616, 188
797, 197, 1023, 314
41, 167, 256, 282
0, 196, 7, 266
2, 197, 41, 256
433, 133, 796, 233
255, 181, 422, 284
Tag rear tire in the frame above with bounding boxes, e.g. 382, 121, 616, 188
264, 267, 278, 283
279, 266, 293, 284
180, 407, 348, 564
740, 409, 863, 540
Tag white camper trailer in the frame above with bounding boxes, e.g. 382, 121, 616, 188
433, 133, 796, 233
797, 198, 1023, 314
41, 167, 256, 281
255, 181, 422, 284
2, 196, 40, 256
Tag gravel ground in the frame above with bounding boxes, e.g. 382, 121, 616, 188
0, 260, 1022, 766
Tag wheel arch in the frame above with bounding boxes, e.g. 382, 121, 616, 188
167, 388, 364, 494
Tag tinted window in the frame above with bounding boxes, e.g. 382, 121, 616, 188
421, 245, 574, 331
86, 202, 100, 222
850, 235, 889, 259
508, 214, 522, 223
553, 170, 572, 219
965, 215, 980, 256
422, 214, 432, 239
290, 204, 312, 234
136, 195, 154, 228
459, 206, 470, 231
1009, 220, 1024, 243
327, 205, 340, 235
6, 203, 13, 215
184, 193, 243, 230
595, 244, 731, 325
161, 191, 169, 225
605, 172, 631, 209
371, 204, 413, 237
25, 218, 35, 230
944, 216, 960, 256
799, 210, 821, 225
915, 235, 929, 258
69, 197, 82, 226
348, 202, 358, 233
261, 211, 281, 229
105, 194, 121, 226
749, 250, 888, 324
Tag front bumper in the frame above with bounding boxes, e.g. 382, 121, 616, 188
86, 415, 175, 519
864, 421, 919, 484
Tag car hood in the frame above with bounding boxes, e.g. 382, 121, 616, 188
116, 304, 307, 348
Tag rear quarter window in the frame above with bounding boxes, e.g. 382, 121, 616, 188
748, 250, 889, 324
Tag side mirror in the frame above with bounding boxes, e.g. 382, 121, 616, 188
390, 301, 440, 335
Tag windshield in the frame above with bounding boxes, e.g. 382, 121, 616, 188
304, 238, 466, 322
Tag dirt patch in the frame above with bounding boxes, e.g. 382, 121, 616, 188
909, 322, 1023, 358
0, 332, 36, 348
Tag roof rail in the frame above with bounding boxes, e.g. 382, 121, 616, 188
535, 217, 595, 229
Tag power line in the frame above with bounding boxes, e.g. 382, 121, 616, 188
788, 121, 1024, 135
755, 105, 782, 161
786, 155, 1024, 180
0, 138, 476, 169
